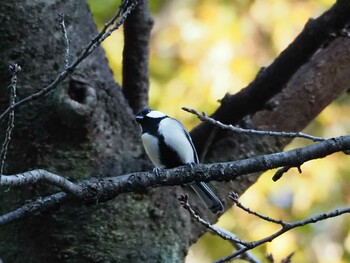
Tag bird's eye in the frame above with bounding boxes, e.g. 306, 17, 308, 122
136, 108, 151, 117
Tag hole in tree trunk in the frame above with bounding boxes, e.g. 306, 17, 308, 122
68, 80, 87, 103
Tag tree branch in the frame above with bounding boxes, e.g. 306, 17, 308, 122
178, 194, 248, 245
0, 0, 138, 124
179, 194, 261, 263
215, 201, 350, 263
191, 0, 350, 156
0, 64, 20, 175
0, 169, 83, 196
58, 13, 70, 70
122, 0, 153, 113
0, 192, 67, 226
180, 191, 349, 263
0, 135, 349, 226
183, 107, 325, 142
230, 192, 285, 226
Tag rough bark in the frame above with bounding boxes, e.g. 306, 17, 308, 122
122, 0, 153, 113
0, 0, 349, 262
0, 1, 192, 262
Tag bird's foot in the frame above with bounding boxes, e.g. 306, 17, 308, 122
186, 162, 196, 170
153, 167, 164, 176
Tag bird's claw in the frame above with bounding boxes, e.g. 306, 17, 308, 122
186, 162, 196, 169
153, 167, 164, 176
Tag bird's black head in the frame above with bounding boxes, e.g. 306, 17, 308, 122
135, 108, 152, 123
135, 108, 167, 134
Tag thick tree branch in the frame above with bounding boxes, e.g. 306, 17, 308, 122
0, 135, 349, 226
0, 169, 83, 196
189, 24, 350, 226
191, 0, 350, 156
0, 0, 138, 124
122, 0, 153, 113
0, 192, 67, 226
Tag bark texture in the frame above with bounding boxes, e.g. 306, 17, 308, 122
0, 1, 192, 262
122, 0, 153, 113
0, 0, 349, 262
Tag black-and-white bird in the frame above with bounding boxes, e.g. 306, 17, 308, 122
136, 108, 223, 214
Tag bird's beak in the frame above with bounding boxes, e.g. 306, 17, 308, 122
135, 116, 142, 123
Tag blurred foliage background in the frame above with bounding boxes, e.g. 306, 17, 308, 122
86, 0, 350, 262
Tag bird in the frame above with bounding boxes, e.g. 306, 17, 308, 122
135, 108, 224, 214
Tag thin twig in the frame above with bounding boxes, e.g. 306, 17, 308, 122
272, 165, 302, 181
266, 253, 274, 263
272, 166, 292, 181
0, 0, 138, 125
215, 199, 350, 262
58, 13, 70, 69
178, 194, 249, 246
189, 0, 350, 156
179, 194, 261, 263
229, 233, 262, 263
281, 252, 295, 263
0, 64, 20, 176
230, 193, 286, 226
183, 107, 326, 142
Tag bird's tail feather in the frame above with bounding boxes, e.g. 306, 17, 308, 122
190, 182, 223, 214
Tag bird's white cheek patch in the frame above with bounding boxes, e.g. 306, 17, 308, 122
141, 133, 163, 167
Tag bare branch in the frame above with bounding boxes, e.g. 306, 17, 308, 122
0, 0, 138, 125
281, 252, 294, 263
183, 107, 325, 142
0, 64, 20, 175
0, 192, 67, 226
215, 206, 350, 263
181, 193, 324, 263
272, 166, 292, 181
266, 254, 274, 263
230, 192, 285, 226
179, 194, 261, 263
266, 253, 295, 263
178, 194, 248, 245
0, 135, 349, 226
190, 0, 350, 156
0, 169, 83, 196
272, 165, 302, 182
58, 13, 70, 69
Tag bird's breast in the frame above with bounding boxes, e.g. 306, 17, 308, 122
141, 133, 163, 167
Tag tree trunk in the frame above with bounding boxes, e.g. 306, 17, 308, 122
0, 1, 192, 262
0, 0, 349, 262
